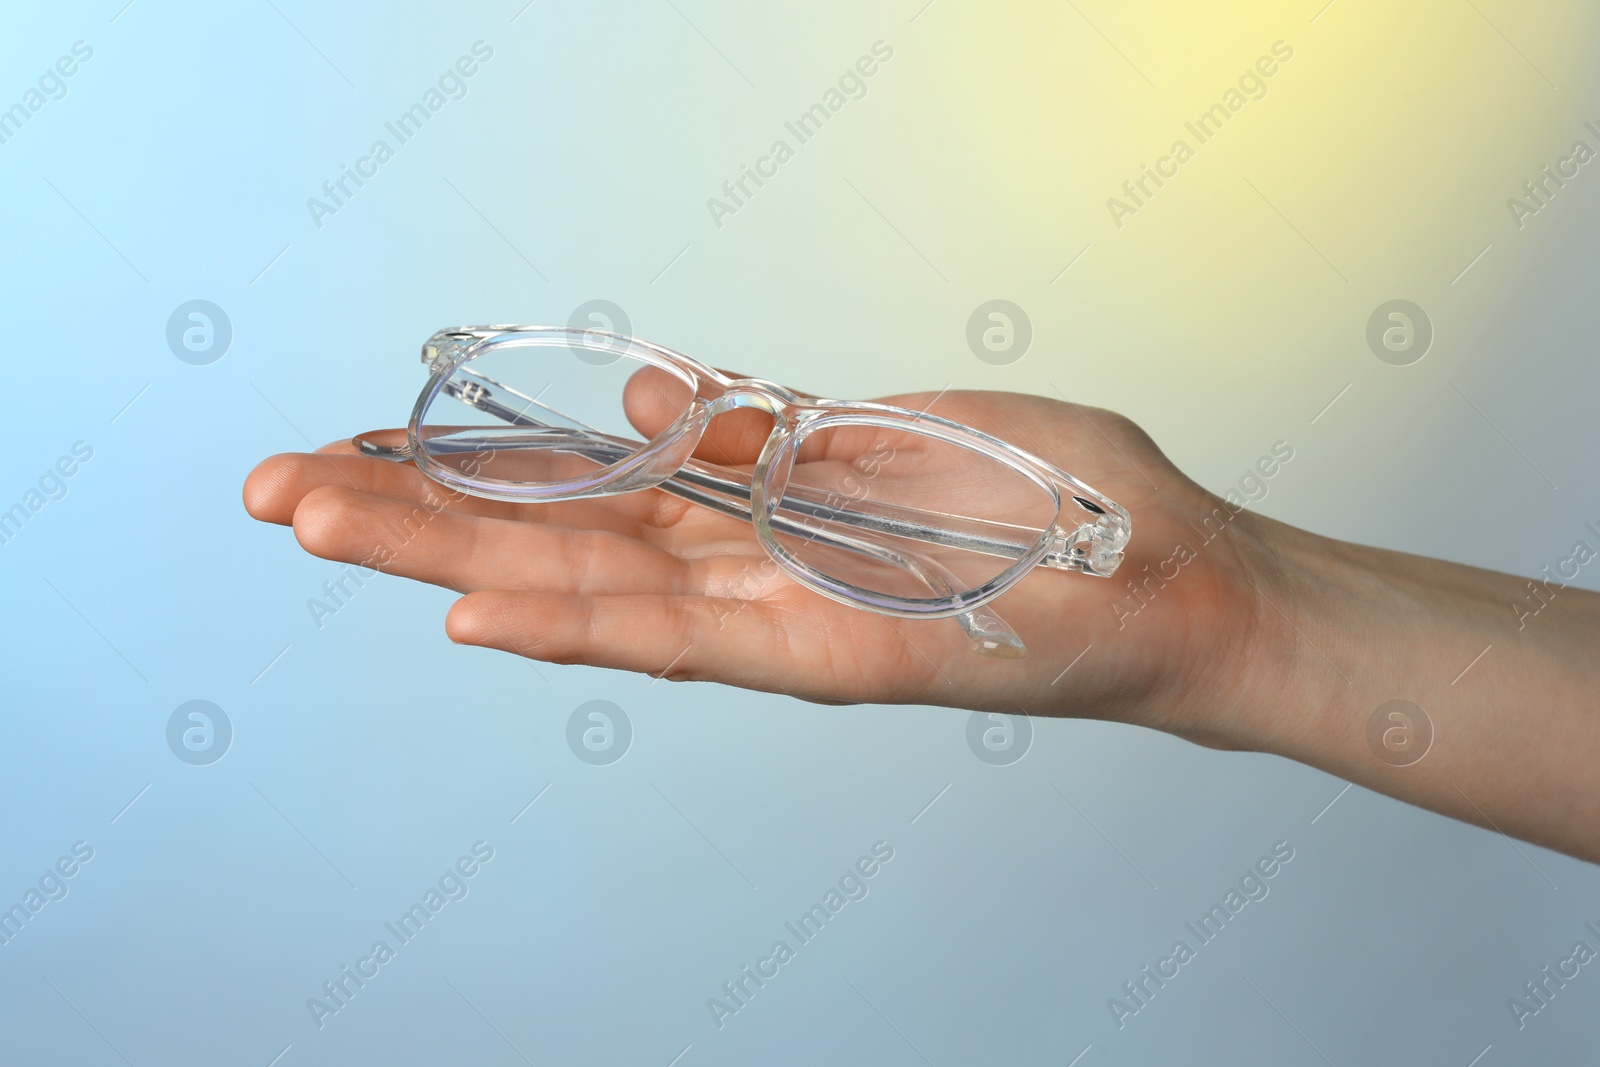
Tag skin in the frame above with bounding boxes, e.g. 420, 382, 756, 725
243, 388, 1600, 863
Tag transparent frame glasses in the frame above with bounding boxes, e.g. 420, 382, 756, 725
357, 325, 1132, 658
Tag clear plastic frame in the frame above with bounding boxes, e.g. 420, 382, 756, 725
356, 325, 1132, 659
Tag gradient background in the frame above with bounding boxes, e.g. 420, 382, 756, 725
4, 1, 1600, 1063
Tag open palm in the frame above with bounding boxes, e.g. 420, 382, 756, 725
243, 389, 1267, 736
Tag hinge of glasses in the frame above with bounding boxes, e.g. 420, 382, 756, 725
1042, 521, 1126, 577
421, 334, 475, 373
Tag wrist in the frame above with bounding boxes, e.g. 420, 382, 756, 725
1203, 510, 1502, 769
1168, 507, 1364, 757
1096, 481, 1600, 863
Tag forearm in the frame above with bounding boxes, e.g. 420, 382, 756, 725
1225, 513, 1600, 862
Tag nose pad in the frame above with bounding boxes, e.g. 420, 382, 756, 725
591, 406, 714, 496
353, 429, 414, 461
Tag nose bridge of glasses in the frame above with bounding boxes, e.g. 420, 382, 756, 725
705, 378, 802, 418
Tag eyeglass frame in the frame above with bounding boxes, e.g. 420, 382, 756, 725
356, 325, 1132, 659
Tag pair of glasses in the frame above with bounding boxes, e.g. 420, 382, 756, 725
355, 325, 1131, 658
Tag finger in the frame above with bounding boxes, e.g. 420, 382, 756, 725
446, 589, 937, 701
245, 449, 662, 535
290, 483, 702, 596
623, 366, 776, 467
623, 372, 951, 471
243, 451, 388, 526
690, 408, 775, 468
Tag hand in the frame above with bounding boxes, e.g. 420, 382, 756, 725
245, 386, 1600, 861
242, 389, 1276, 744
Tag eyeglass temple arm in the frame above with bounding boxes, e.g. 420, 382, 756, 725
421, 342, 1126, 577
359, 431, 1025, 658
443, 367, 1125, 576
420, 434, 1118, 581
646, 453, 1028, 659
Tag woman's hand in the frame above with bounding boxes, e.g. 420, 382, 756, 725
244, 386, 1600, 861
242, 390, 1277, 747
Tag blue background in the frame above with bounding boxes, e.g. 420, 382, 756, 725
4, 1, 1599, 1064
